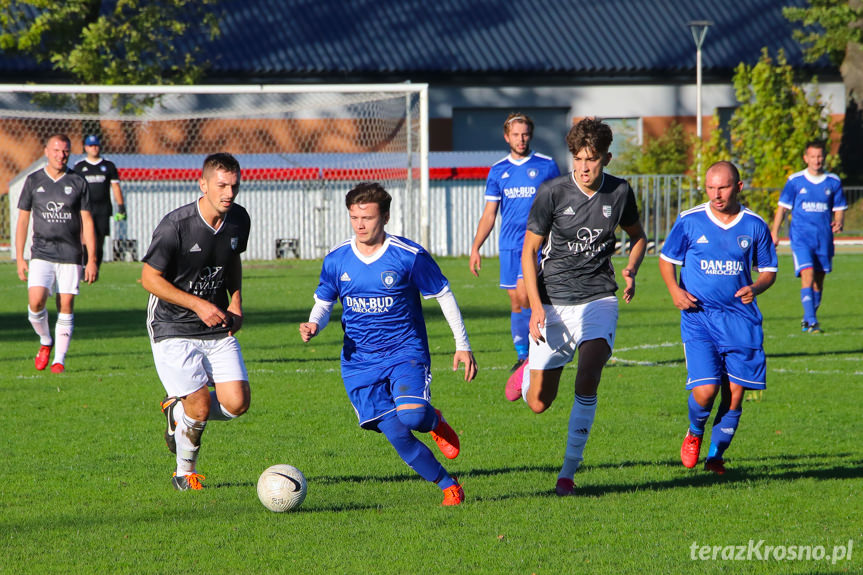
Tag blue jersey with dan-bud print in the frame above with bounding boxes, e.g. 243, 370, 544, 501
660, 203, 778, 348
779, 169, 847, 250
314, 234, 450, 366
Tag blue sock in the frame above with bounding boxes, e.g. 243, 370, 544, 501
708, 408, 741, 460
512, 309, 531, 360
394, 402, 437, 433
813, 289, 822, 314
559, 394, 597, 479
687, 393, 712, 436
801, 287, 816, 324
378, 416, 454, 488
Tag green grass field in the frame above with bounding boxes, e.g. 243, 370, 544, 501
1, 254, 861, 574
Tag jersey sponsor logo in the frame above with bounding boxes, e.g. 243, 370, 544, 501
737, 235, 752, 249
700, 259, 744, 275
84, 174, 107, 184
189, 243, 202, 253
381, 271, 398, 288
189, 266, 223, 295
41, 201, 72, 223
696, 235, 709, 244
602, 205, 612, 218
344, 295, 395, 314
340, 272, 351, 281
567, 227, 604, 254
64, 186, 73, 195
562, 206, 575, 215
503, 186, 536, 198
800, 201, 829, 212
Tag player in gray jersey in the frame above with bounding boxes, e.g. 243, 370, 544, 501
74, 134, 126, 269
141, 153, 251, 491
510, 118, 646, 496
16, 133, 98, 374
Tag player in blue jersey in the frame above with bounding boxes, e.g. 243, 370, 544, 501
300, 183, 478, 506
469, 113, 560, 378
660, 161, 777, 474
770, 140, 847, 333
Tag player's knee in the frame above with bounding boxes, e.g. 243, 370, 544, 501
527, 397, 552, 414
396, 404, 436, 432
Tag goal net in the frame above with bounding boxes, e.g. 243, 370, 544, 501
3, 84, 428, 261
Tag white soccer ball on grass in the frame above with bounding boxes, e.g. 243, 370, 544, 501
257, 464, 307, 512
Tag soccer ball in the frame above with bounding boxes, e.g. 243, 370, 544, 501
257, 464, 307, 512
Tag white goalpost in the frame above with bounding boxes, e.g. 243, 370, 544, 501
2, 83, 429, 261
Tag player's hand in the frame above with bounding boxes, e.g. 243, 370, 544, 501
16, 259, 28, 282
734, 285, 756, 304
226, 311, 243, 335
831, 220, 843, 234
83, 261, 98, 284
299, 322, 319, 342
469, 251, 481, 277
671, 287, 699, 310
195, 301, 228, 328
622, 267, 637, 303
529, 306, 546, 344
453, 350, 478, 381
770, 230, 780, 247
114, 204, 127, 221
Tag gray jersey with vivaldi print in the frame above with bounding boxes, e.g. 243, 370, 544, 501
17, 168, 91, 264
143, 199, 251, 342
526, 172, 639, 305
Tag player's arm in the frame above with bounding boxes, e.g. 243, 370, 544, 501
521, 230, 546, 342
141, 263, 229, 328
734, 271, 777, 304
15, 209, 31, 281
619, 220, 647, 303
299, 296, 334, 342
224, 253, 244, 334
770, 206, 787, 246
80, 210, 98, 283
469, 201, 499, 276
832, 208, 845, 234
112, 181, 126, 219
434, 287, 477, 382
658, 257, 698, 310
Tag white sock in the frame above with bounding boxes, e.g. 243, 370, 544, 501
175, 413, 207, 476
28, 307, 53, 346
52, 313, 74, 365
560, 394, 598, 479
521, 361, 531, 402
206, 389, 239, 421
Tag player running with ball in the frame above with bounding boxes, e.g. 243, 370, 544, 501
300, 182, 477, 506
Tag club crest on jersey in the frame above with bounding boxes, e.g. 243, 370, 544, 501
64, 186, 73, 195
528, 168, 538, 178
602, 205, 612, 218
381, 271, 398, 289
231, 236, 238, 250
737, 235, 752, 249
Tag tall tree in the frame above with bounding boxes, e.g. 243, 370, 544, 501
784, 0, 863, 182
700, 49, 836, 215
0, 1, 222, 91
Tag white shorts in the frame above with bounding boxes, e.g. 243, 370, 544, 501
528, 296, 618, 370
28, 259, 81, 295
151, 336, 248, 398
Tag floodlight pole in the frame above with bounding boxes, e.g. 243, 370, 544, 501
688, 20, 712, 194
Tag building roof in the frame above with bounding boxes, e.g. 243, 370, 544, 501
0, 0, 832, 84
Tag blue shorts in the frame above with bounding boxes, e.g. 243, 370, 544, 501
683, 339, 766, 390
341, 359, 432, 430
499, 249, 523, 289
791, 242, 833, 276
